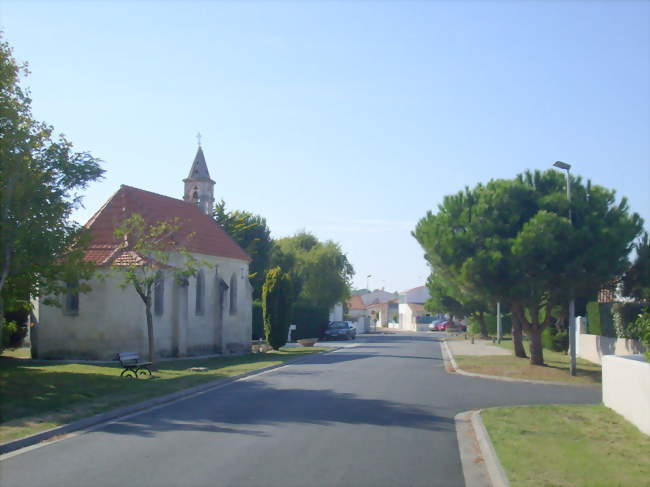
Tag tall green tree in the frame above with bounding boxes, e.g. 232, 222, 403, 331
426, 269, 490, 338
623, 233, 650, 301
273, 231, 354, 309
415, 171, 642, 366
262, 266, 293, 350
114, 214, 200, 364
0, 35, 103, 327
212, 200, 273, 300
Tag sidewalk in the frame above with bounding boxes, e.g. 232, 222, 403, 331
446, 338, 511, 357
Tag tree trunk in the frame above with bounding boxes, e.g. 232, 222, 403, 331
145, 300, 155, 365
476, 311, 489, 339
511, 310, 527, 358
528, 326, 544, 366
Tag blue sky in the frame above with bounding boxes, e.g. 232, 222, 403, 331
2, 1, 649, 292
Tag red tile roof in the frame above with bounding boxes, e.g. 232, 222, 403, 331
83, 185, 250, 265
347, 295, 366, 310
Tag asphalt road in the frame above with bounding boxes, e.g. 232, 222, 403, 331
0, 333, 600, 487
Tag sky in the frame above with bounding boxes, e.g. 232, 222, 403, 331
1, 1, 649, 293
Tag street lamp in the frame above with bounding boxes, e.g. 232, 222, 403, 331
553, 160, 576, 376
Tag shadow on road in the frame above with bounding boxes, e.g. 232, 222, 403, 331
101, 380, 455, 439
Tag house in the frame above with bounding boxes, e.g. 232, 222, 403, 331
31, 146, 253, 360
346, 290, 398, 330
398, 285, 431, 331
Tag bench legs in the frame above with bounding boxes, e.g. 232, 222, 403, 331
120, 367, 152, 378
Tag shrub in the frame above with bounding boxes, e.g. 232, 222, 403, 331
292, 304, 329, 340
541, 326, 569, 353
251, 300, 263, 340
627, 308, 650, 361
612, 302, 649, 339
262, 267, 293, 350
586, 301, 602, 335
1, 320, 27, 349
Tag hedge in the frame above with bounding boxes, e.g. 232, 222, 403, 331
252, 300, 264, 340
292, 304, 329, 340
586, 301, 648, 338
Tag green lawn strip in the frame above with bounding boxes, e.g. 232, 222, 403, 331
1, 347, 31, 359
0, 348, 324, 443
453, 339, 601, 385
481, 405, 650, 487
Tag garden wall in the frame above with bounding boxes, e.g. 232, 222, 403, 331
602, 354, 650, 435
578, 333, 645, 365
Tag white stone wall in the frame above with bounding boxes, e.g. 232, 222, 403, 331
398, 303, 414, 331
578, 334, 645, 365
33, 253, 251, 360
602, 355, 650, 436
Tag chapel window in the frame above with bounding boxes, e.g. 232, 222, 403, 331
154, 271, 165, 316
195, 270, 205, 315
229, 273, 238, 315
64, 281, 79, 315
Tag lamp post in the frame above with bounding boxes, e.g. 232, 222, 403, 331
553, 160, 576, 376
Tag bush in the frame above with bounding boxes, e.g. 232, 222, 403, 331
627, 308, 650, 361
1, 320, 27, 349
586, 301, 602, 336
292, 304, 329, 340
612, 302, 649, 339
262, 267, 293, 350
541, 326, 569, 352
586, 302, 618, 337
252, 300, 264, 340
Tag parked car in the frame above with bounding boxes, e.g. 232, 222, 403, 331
435, 320, 467, 332
323, 321, 356, 340
428, 319, 447, 331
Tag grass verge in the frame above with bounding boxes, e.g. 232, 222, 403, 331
481, 405, 650, 487
453, 339, 601, 385
0, 348, 324, 443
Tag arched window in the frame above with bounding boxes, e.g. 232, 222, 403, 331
64, 280, 79, 315
195, 270, 205, 315
229, 273, 238, 315
154, 271, 165, 316
192, 186, 199, 203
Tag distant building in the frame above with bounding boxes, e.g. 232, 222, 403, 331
398, 286, 431, 331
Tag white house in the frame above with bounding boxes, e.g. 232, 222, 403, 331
31, 146, 253, 360
398, 286, 430, 331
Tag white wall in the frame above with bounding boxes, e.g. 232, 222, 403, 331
603, 355, 650, 435
329, 303, 343, 322
578, 334, 645, 365
33, 253, 251, 360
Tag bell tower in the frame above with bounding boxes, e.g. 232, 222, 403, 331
183, 135, 215, 215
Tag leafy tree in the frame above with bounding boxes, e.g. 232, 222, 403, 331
415, 170, 642, 365
212, 200, 273, 300
0, 35, 103, 330
262, 266, 293, 350
273, 232, 354, 309
114, 214, 200, 364
425, 269, 490, 338
623, 233, 650, 301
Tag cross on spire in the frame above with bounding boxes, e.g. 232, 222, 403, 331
196, 132, 202, 147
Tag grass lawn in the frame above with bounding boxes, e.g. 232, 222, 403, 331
1, 347, 31, 359
482, 405, 650, 487
0, 347, 325, 443
453, 339, 601, 385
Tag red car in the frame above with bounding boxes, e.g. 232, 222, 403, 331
435, 320, 467, 332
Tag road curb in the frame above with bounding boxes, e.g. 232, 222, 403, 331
440, 339, 595, 387
0, 348, 338, 457
454, 410, 491, 487
471, 410, 510, 487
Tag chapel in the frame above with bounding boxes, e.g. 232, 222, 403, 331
31, 146, 253, 360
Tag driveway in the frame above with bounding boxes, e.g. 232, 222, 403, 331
0, 332, 599, 487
